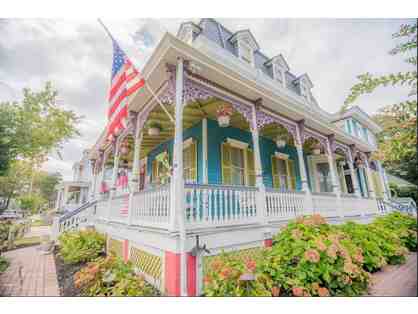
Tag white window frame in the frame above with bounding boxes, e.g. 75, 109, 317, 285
237, 40, 254, 66
273, 63, 286, 86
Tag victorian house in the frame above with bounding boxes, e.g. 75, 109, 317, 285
54, 19, 392, 296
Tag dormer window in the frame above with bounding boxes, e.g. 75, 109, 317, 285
238, 40, 254, 65
265, 54, 289, 88
229, 30, 259, 67
295, 74, 314, 104
177, 22, 201, 45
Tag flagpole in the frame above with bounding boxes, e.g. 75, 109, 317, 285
97, 18, 175, 124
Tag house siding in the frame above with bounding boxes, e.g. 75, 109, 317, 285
146, 121, 203, 184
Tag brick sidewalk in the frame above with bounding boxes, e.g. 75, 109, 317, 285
0, 245, 59, 296
369, 252, 417, 297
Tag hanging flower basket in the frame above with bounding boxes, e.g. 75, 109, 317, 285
275, 135, 287, 148
216, 105, 233, 127
312, 143, 321, 155
355, 158, 365, 168
120, 140, 129, 155
147, 121, 162, 136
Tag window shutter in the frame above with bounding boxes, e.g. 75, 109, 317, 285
287, 159, 296, 190
221, 143, 232, 185
190, 141, 197, 182
271, 156, 280, 189
246, 149, 255, 187
152, 159, 158, 183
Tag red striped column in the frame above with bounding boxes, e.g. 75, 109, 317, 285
187, 253, 197, 296
165, 251, 181, 296
123, 239, 129, 262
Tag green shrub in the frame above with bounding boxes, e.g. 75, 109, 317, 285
338, 221, 411, 271
58, 229, 105, 265
0, 255, 9, 273
373, 212, 417, 251
203, 251, 273, 297
74, 255, 157, 296
262, 215, 371, 297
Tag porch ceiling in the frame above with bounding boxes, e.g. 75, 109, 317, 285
139, 98, 250, 159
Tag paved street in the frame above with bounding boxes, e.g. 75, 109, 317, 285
0, 226, 59, 296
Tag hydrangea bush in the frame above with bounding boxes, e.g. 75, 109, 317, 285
74, 254, 157, 296
203, 252, 274, 296
262, 215, 371, 297
58, 229, 106, 265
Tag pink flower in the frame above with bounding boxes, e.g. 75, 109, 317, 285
304, 249, 320, 263
219, 267, 232, 279
315, 239, 327, 252
245, 259, 257, 273
318, 287, 330, 297
292, 287, 304, 297
292, 229, 303, 240
326, 244, 338, 259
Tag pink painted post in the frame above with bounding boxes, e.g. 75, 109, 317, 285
264, 239, 273, 247
187, 253, 197, 296
165, 251, 181, 296
123, 239, 129, 262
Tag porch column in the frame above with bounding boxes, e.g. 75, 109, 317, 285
326, 135, 343, 217
364, 153, 376, 199
98, 151, 106, 198
90, 159, 97, 200
348, 146, 361, 198
170, 57, 187, 296
251, 103, 267, 223
376, 160, 389, 200
128, 125, 143, 225
107, 139, 121, 220
202, 118, 208, 184
295, 121, 313, 214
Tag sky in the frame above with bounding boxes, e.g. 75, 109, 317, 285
0, 18, 414, 180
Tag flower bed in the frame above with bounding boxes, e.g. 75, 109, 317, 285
203, 212, 417, 297
74, 255, 158, 296
58, 229, 106, 265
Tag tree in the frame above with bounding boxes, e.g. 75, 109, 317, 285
0, 82, 81, 192
344, 23, 417, 111
0, 160, 33, 213
0, 104, 18, 176
344, 22, 417, 186
35, 171, 62, 205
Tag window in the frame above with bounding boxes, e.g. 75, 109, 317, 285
300, 83, 309, 101
238, 41, 253, 65
316, 162, 332, 192
274, 65, 284, 85
183, 140, 197, 183
151, 151, 170, 184
271, 156, 296, 191
221, 142, 255, 186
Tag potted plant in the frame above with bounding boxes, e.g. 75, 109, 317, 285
312, 142, 321, 155
216, 105, 233, 127
147, 121, 162, 136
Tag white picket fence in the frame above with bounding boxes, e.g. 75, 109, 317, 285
265, 189, 306, 220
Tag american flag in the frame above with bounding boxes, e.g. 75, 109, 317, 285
107, 38, 144, 140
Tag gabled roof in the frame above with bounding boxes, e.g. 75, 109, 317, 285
176, 21, 202, 37
264, 54, 290, 71
294, 73, 314, 88
228, 29, 260, 51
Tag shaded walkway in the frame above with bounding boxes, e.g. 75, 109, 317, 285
369, 252, 417, 297
0, 226, 59, 296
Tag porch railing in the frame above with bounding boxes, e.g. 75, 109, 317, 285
184, 183, 258, 228
265, 189, 306, 220
130, 184, 171, 228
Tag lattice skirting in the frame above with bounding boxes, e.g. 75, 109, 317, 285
129, 246, 162, 281
202, 246, 264, 279
107, 237, 123, 258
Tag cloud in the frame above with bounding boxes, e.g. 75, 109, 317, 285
1, 18, 414, 179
